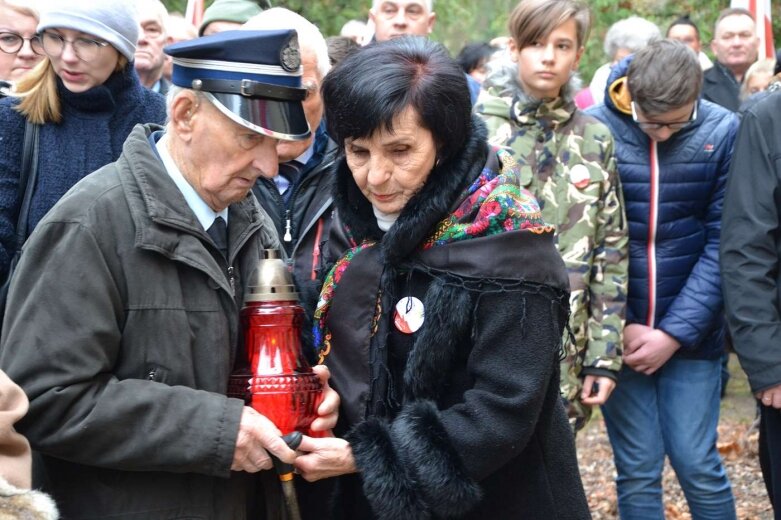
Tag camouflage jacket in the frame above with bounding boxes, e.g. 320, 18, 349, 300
476, 86, 628, 425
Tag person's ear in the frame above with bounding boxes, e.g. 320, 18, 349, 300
426, 12, 436, 34
170, 91, 200, 142
573, 45, 585, 71
508, 38, 519, 62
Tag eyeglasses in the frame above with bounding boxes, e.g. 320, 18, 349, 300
32, 31, 109, 62
631, 101, 698, 131
376, 2, 427, 20
0, 32, 42, 55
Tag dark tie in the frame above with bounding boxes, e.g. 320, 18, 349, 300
207, 216, 228, 259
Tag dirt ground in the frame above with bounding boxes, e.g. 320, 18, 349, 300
577, 354, 775, 520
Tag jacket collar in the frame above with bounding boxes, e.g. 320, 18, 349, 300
333, 115, 489, 267
117, 125, 264, 269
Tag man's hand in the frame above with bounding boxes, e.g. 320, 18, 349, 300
231, 407, 296, 473
757, 383, 781, 409
310, 365, 339, 435
623, 323, 653, 356
580, 375, 616, 405
294, 435, 357, 482
624, 329, 680, 375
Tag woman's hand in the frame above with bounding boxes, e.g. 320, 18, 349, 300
311, 365, 339, 434
294, 436, 357, 482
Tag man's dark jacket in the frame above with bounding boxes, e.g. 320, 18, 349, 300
702, 61, 741, 112
252, 125, 338, 312
721, 89, 781, 393
0, 124, 282, 519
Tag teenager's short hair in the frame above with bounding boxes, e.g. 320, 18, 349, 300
322, 36, 470, 164
508, 0, 591, 50
627, 39, 702, 115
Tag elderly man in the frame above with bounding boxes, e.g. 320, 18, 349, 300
368, 0, 479, 103
704, 7, 760, 111
244, 9, 337, 313
0, 30, 337, 519
134, 0, 172, 94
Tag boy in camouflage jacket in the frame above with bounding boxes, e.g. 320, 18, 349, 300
475, 0, 628, 431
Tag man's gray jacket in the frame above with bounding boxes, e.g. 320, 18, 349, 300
0, 124, 281, 519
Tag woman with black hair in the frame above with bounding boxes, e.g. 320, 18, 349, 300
292, 36, 589, 519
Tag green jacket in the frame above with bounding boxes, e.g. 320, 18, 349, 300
0, 124, 282, 519
476, 83, 628, 430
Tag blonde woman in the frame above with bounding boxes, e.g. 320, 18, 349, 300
0, 0, 166, 279
0, 0, 43, 87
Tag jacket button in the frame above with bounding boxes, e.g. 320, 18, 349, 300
207, 278, 220, 290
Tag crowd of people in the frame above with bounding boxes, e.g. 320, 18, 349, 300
0, 0, 778, 519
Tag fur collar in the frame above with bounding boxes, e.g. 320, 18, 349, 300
332, 115, 490, 267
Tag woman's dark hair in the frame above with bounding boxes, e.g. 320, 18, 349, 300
321, 36, 472, 164
456, 42, 497, 75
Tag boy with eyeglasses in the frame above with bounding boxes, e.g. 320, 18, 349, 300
587, 39, 739, 518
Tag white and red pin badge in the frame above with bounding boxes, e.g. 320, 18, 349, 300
569, 164, 590, 189
394, 296, 425, 334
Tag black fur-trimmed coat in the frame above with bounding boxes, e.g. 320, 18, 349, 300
320, 118, 590, 519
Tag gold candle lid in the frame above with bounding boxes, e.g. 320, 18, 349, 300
244, 249, 299, 302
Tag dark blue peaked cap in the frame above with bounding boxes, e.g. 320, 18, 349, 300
165, 29, 310, 141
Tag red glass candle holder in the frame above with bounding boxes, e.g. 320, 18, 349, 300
242, 299, 323, 435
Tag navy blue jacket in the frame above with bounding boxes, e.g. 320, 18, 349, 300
0, 66, 166, 279
587, 57, 739, 359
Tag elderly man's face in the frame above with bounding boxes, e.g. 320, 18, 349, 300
370, 0, 435, 42
277, 48, 323, 162
135, 7, 170, 82
711, 14, 759, 75
183, 97, 279, 211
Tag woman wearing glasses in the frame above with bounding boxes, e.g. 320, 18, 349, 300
586, 40, 739, 519
0, 0, 42, 88
0, 0, 166, 279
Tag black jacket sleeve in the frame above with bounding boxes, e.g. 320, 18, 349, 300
721, 94, 781, 393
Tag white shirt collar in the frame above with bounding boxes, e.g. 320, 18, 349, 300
156, 134, 228, 231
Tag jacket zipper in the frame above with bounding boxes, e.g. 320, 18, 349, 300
284, 209, 292, 243
646, 140, 660, 328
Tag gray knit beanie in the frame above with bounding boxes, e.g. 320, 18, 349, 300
37, 0, 139, 61
199, 0, 263, 36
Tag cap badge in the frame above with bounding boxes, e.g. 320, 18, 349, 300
280, 35, 301, 72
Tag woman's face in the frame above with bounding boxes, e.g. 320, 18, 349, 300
511, 17, 583, 100
345, 107, 437, 215
0, 7, 42, 82
45, 28, 120, 93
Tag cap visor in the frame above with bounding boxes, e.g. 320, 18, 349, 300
206, 92, 310, 141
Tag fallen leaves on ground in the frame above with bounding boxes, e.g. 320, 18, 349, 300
577, 418, 773, 520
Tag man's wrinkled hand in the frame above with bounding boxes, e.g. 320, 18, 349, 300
231, 406, 296, 473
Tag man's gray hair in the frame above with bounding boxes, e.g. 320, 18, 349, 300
627, 39, 702, 115
603, 16, 660, 60
244, 8, 330, 79
371, 0, 433, 13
